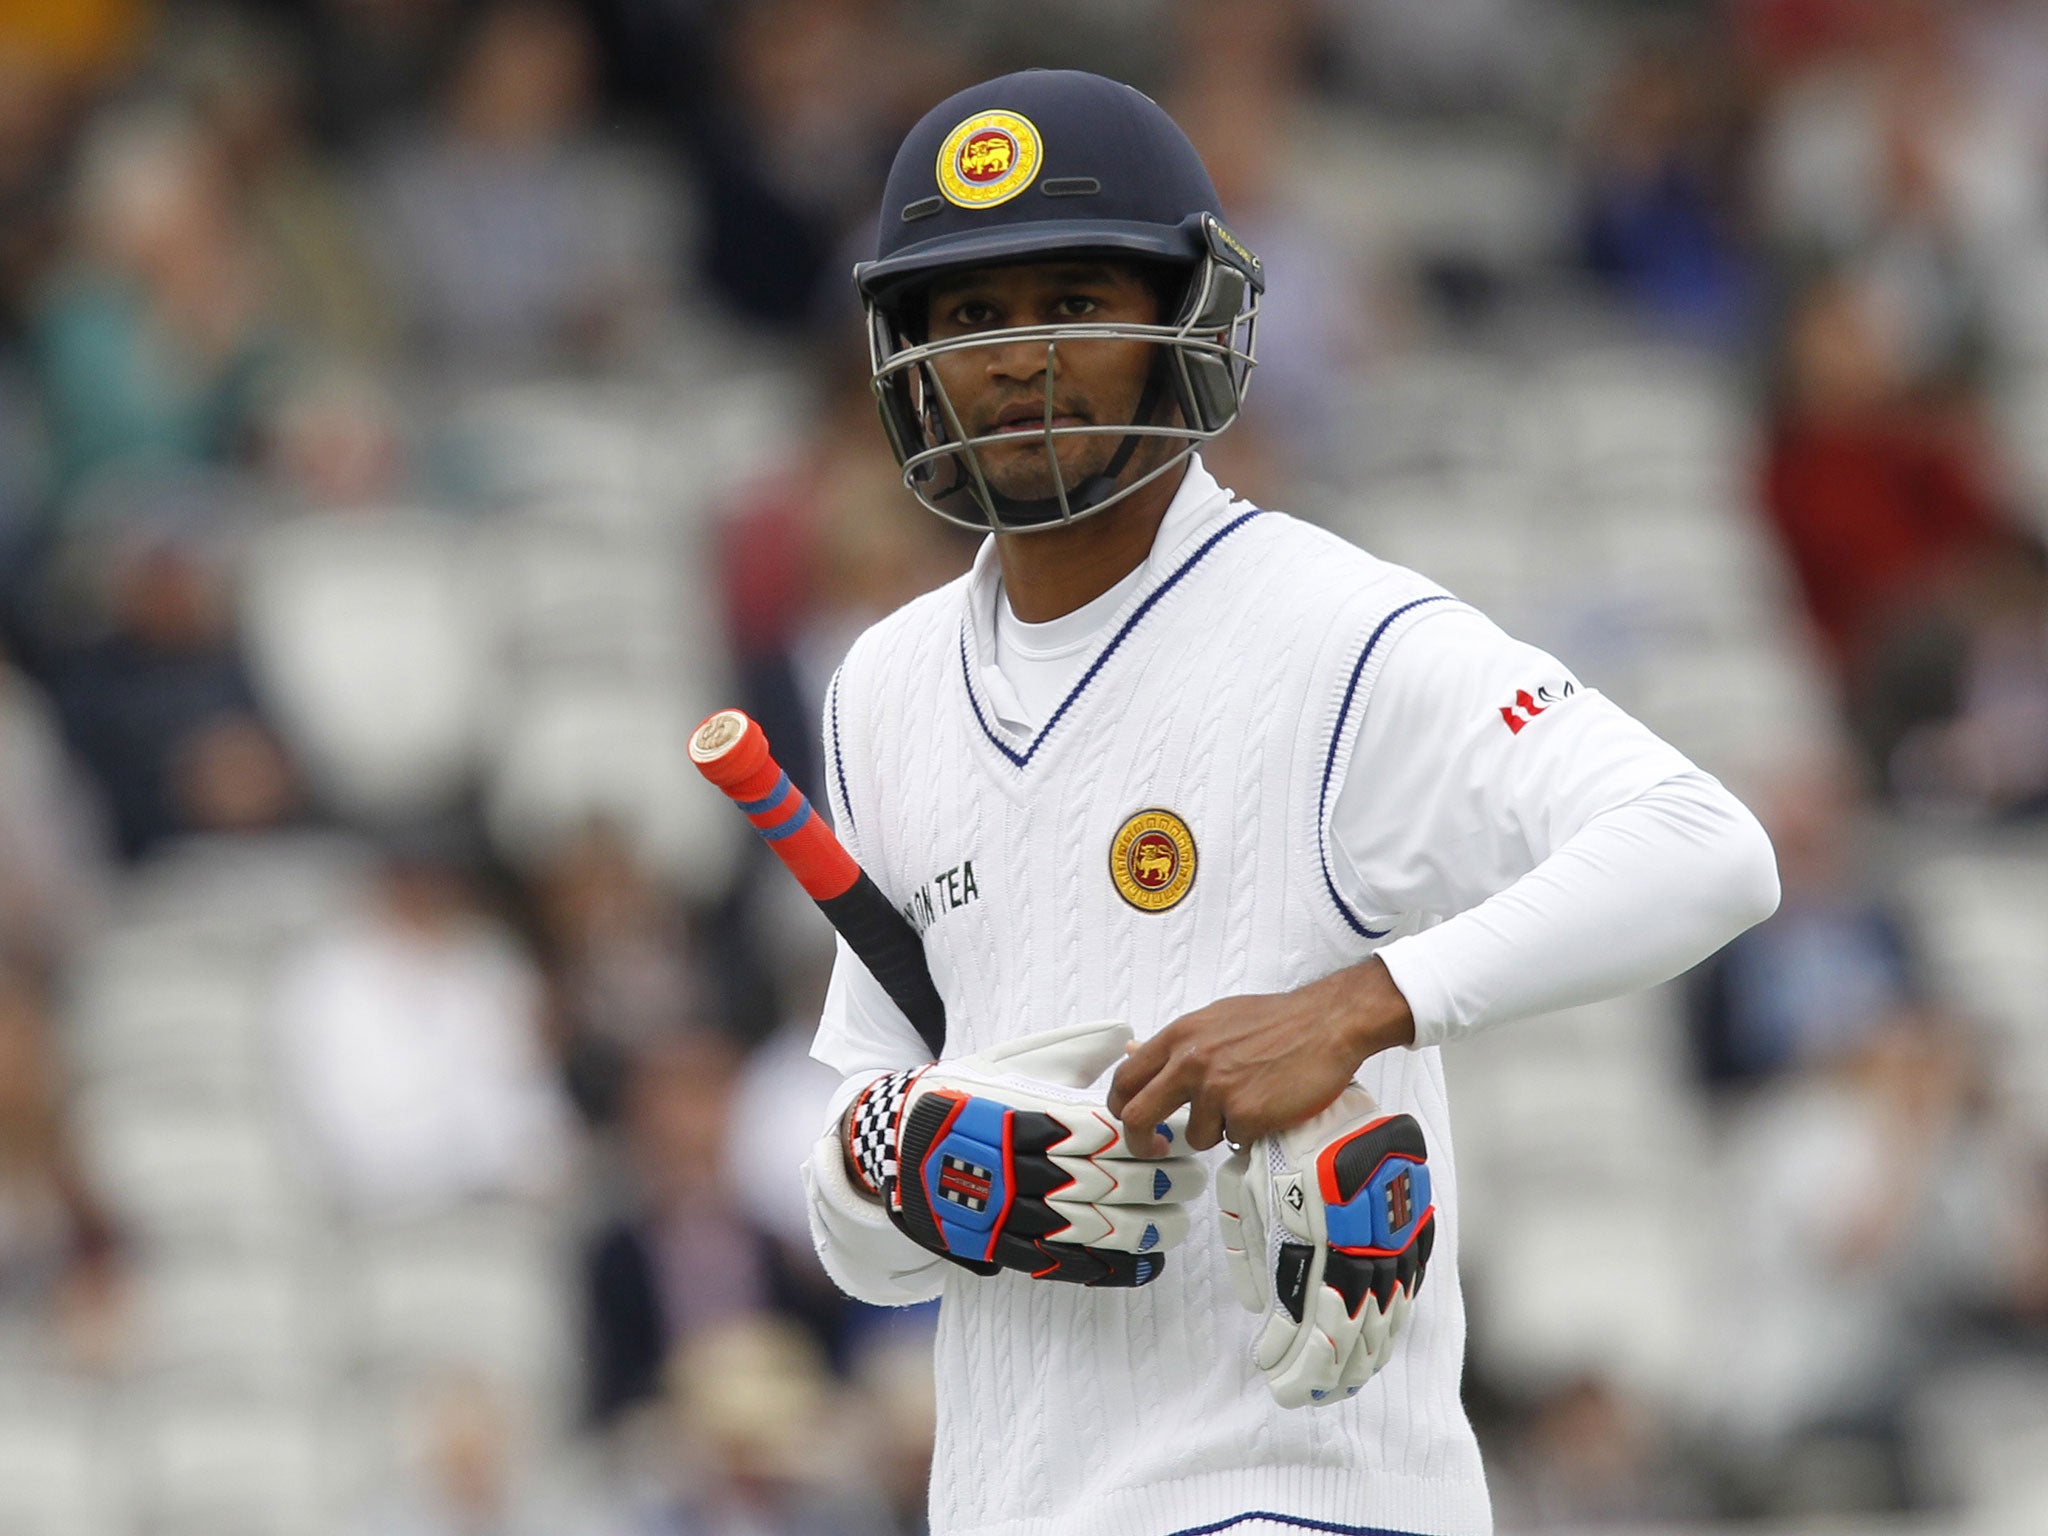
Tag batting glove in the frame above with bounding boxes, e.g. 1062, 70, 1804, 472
845, 1020, 1206, 1287
1217, 1084, 1435, 1406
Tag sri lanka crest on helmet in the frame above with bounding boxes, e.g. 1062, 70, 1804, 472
936, 110, 1042, 209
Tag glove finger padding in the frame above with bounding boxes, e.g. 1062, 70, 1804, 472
1217, 1084, 1436, 1408
852, 1021, 1201, 1287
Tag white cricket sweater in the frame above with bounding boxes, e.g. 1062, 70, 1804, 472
802, 460, 1779, 1536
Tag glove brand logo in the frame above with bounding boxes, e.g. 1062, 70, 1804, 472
1284, 1180, 1305, 1213
939, 1154, 994, 1211
935, 110, 1043, 209
1385, 1170, 1413, 1231
1109, 808, 1197, 913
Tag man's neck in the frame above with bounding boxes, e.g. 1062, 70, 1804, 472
993, 461, 1187, 623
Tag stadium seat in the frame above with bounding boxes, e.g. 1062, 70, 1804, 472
124, 1392, 336, 1536
71, 1088, 306, 1255
344, 1209, 572, 1405
0, 1388, 117, 1536
488, 513, 705, 682
132, 1256, 340, 1397
64, 928, 271, 1097
483, 680, 743, 898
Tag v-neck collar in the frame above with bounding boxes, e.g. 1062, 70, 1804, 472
957, 456, 1264, 771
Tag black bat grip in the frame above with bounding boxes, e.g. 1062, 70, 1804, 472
817, 870, 947, 1058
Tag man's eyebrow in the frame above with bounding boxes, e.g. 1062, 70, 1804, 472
926, 262, 1131, 301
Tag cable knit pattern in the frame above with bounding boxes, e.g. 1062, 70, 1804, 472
823, 489, 1492, 1536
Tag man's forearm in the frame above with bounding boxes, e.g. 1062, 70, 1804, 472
1375, 773, 1780, 1049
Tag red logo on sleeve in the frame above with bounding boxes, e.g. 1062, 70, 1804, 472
1498, 681, 1575, 735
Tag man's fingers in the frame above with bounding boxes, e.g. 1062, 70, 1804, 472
1114, 1068, 1192, 1158
1107, 1032, 1171, 1119
1186, 1093, 1227, 1152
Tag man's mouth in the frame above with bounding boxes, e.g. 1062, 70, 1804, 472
987, 406, 1088, 436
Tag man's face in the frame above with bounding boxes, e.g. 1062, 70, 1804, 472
921, 260, 1166, 506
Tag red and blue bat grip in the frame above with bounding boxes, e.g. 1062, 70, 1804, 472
689, 709, 946, 1057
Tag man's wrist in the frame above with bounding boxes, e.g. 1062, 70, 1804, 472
1332, 957, 1416, 1066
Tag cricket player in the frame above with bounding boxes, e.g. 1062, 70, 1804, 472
800, 69, 1780, 1536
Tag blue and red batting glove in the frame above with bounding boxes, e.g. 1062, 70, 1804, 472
1217, 1085, 1435, 1406
846, 1021, 1207, 1287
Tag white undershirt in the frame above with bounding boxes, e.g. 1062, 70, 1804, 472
828, 458, 1779, 1066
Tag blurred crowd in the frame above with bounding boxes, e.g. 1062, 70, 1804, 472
0, 1, 2047, 1533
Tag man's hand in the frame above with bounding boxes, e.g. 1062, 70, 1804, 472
1217, 1084, 1435, 1407
1107, 959, 1415, 1155
845, 1020, 1208, 1287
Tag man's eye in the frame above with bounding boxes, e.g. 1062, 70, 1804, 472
950, 301, 997, 329
1056, 296, 1101, 317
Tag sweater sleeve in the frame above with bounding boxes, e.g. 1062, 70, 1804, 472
801, 939, 949, 1306
1330, 607, 1780, 1047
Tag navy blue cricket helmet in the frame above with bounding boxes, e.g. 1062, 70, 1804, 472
855, 69, 1263, 533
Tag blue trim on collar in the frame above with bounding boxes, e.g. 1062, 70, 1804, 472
828, 668, 855, 838
962, 509, 1266, 769
1162, 1512, 1422, 1536
1318, 593, 1458, 941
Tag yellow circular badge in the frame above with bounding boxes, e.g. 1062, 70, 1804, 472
936, 110, 1042, 209
1109, 808, 1197, 913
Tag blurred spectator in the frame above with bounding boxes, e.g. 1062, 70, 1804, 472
718, 381, 975, 795
1889, 533, 2048, 817
30, 104, 288, 506
0, 649, 108, 976
529, 821, 703, 1126
37, 507, 301, 858
1169, 0, 1376, 486
0, 972, 126, 1374
691, 0, 942, 331
179, 7, 404, 360
0, 50, 76, 332
1575, 31, 1755, 344
356, 1369, 618, 1536
1753, 1, 2043, 282
363, 0, 679, 377
1704, 1008, 1999, 1515
584, 1032, 849, 1425
260, 364, 409, 509
1760, 272, 2014, 777
845, 1321, 939, 1536
240, 496, 488, 825
1686, 754, 1917, 1091
726, 1011, 846, 1257
1728, 0, 1871, 83
295, 0, 469, 154
640, 1316, 889, 1536
1492, 1374, 1699, 1530
273, 840, 575, 1218
0, 0, 150, 92
1313, 0, 1560, 116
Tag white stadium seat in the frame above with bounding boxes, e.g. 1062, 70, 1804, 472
72, 1088, 307, 1254
483, 681, 742, 899
125, 1393, 336, 1536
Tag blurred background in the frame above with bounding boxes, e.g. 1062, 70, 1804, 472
0, 0, 2046, 1533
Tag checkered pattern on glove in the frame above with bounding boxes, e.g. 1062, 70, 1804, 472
842, 1021, 1207, 1287
849, 1068, 917, 1196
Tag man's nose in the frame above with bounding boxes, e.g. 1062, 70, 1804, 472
983, 332, 1056, 384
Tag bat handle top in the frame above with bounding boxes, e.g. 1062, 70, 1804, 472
689, 708, 770, 788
